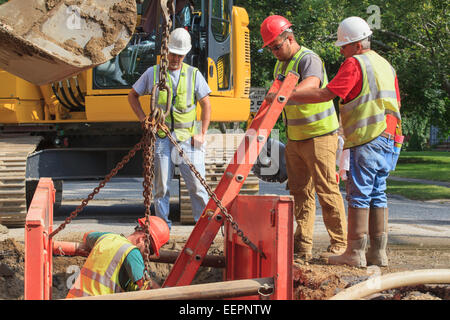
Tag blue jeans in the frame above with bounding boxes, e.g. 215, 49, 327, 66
153, 134, 209, 229
346, 135, 399, 208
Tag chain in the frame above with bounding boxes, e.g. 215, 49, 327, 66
158, 124, 267, 259
141, 117, 157, 280
157, 0, 173, 90
141, 0, 174, 281
49, 139, 144, 239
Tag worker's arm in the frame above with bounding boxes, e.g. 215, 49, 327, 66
265, 76, 334, 105
285, 75, 324, 105
288, 86, 336, 104
128, 88, 147, 122
193, 94, 211, 146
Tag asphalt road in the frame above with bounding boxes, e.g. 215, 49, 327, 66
42, 177, 450, 248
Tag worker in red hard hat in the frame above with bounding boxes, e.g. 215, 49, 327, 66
273, 16, 402, 268
260, 15, 347, 263
66, 215, 170, 298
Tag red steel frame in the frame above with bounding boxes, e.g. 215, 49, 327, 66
163, 71, 299, 288
24, 178, 55, 300
224, 195, 294, 299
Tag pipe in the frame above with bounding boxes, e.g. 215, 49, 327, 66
68, 277, 274, 300
330, 269, 450, 300
53, 241, 90, 257
154, 250, 226, 268
52, 241, 226, 268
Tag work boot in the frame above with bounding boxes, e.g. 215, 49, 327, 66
294, 252, 313, 265
366, 207, 389, 267
327, 207, 369, 268
319, 244, 346, 259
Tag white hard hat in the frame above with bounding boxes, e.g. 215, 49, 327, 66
335, 16, 373, 47
168, 28, 192, 55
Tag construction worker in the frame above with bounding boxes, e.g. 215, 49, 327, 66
66, 216, 170, 298
260, 15, 347, 262
278, 16, 402, 267
128, 28, 211, 229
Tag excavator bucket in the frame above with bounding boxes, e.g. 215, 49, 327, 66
0, 0, 137, 85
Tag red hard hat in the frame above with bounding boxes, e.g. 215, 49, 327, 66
137, 216, 170, 257
260, 15, 292, 48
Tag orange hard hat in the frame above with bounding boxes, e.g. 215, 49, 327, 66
260, 15, 292, 48
137, 216, 170, 257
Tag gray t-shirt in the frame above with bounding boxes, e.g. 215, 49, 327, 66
132, 65, 211, 101
297, 53, 325, 86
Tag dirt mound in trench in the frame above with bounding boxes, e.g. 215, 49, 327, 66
0, 237, 448, 300
0, 236, 224, 300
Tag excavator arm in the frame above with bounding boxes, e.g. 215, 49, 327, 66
0, 0, 137, 85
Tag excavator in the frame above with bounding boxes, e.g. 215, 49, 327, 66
0, 0, 252, 226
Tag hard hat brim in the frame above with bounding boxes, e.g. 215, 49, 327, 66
168, 45, 191, 56
334, 31, 373, 47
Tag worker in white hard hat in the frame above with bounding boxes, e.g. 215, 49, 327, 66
260, 15, 347, 263
272, 16, 403, 268
128, 28, 211, 229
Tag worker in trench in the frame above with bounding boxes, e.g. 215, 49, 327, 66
266, 17, 403, 268
260, 15, 348, 262
128, 28, 211, 230
66, 216, 169, 298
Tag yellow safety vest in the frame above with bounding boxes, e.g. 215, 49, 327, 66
274, 46, 339, 140
339, 50, 401, 148
66, 234, 136, 298
154, 63, 198, 142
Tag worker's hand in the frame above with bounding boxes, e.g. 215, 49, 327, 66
191, 134, 206, 149
141, 279, 160, 290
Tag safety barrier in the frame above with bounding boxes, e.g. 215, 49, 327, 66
24, 178, 55, 300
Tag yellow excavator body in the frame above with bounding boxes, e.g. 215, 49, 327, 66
0, 0, 252, 226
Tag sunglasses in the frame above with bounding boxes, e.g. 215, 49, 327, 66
268, 37, 288, 51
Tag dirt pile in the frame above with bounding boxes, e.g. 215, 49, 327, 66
0, 236, 448, 300
0, 235, 223, 300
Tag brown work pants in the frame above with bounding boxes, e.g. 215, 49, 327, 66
285, 132, 347, 254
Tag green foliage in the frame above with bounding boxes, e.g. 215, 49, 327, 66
234, 0, 449, 150
0, 0, 7, 4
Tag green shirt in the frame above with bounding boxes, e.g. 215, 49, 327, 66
86, 232, 145, 291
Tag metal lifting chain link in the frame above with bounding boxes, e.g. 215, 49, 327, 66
141, 0, 174, 282
49, 140, 145, 239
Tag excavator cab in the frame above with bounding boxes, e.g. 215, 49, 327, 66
90, 0, 234, 94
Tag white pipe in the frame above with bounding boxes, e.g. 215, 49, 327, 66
329, 269, 450, 300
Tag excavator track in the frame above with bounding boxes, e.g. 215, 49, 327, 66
0, 135, 42, 227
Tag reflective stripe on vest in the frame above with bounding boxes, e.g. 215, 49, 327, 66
66, 234, 136, 298
153, 63, 198, 141
340, 51, 400, 148
274, 47, 339, 140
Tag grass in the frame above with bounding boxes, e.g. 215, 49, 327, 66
391, 151, 450, 182
339, 151, 449, 201
389, 151, 449, 200
386, 180, 450, 201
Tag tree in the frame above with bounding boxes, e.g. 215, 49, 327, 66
235, 0, 449, 150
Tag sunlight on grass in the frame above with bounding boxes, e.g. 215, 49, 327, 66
386, 180, 450, 201
391, 151, 450, 182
